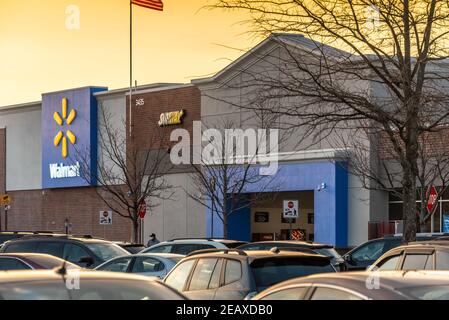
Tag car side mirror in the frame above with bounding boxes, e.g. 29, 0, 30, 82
344, 254, 354, 264
78, 256, 94, 267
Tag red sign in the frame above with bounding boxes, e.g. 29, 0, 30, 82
427, 186, 438, 214
288, 201, 294, 209
138, 200, 147, 219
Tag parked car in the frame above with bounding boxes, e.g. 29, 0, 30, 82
141, 238, 246, 255
0, 235, 130, 268
343, 233, 448, 270
0, 231, 59, 245
237, 241, 345, 271
95, 253, 184, 279
252, 270, 449, 300
114, 242, 147, 254
0, 253, 80, 271
163, 248, 336, 300
369, 241, 449, 271
0, 269, 187, 300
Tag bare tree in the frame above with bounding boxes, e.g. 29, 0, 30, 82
185, 118, 280, 239
208, 0, 449, 242
75, 106, 173, 243
336, 126, 449, 232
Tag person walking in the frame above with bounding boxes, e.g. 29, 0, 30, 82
147, 233, 160, 247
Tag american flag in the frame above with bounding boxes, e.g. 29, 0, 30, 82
131, 0, 163, 11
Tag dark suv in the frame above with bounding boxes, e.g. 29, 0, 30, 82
163, 248, 336, 300
343, 233, 449, 271
0, 235, 130, 268
237, 241, 345, 271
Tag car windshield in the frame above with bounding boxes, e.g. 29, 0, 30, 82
29, 255, 80, 269
402, 285, 449, 300
314, 248, 341, 259
85, 243, 130, 262
251, 257, 335, 291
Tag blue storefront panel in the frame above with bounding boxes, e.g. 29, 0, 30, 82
206, 161, 348, 247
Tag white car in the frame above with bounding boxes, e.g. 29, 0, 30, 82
141, 238, 246, 255
94, 253, 183, 279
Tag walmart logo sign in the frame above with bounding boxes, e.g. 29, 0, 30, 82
53, 98, 77, 158
42, 86, 107, 189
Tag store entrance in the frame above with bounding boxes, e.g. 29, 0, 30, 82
250, 191, 314, 242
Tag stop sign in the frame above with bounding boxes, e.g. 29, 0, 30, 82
288, 201, 294, 209
138, 200, 147, 219
427, 186, 438, 214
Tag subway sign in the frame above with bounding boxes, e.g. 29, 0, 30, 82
41, 87, 107, 189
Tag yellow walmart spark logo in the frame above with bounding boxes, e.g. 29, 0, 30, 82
53, 98, 77, 158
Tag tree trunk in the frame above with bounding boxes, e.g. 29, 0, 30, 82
402, 135, 419, 243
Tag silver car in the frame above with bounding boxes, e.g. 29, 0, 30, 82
95, 253, 184, 279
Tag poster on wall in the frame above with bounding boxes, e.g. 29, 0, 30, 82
281, 213, 296, 224
254, 212, 269, 223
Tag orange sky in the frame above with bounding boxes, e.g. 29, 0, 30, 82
0, 0, 258, 106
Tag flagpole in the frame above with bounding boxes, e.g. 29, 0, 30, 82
129, 1, 133, 138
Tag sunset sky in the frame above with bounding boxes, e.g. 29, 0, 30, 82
0, 0, 257, 106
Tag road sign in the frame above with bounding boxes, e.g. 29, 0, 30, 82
138, 200, 147, 220
99, 211, 113, 225
427, 186, 438, 214
283, 200, 299, 218
0, 194, 11, 206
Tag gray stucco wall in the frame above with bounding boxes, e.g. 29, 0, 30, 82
0, 105, 42, 191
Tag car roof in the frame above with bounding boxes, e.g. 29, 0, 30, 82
0, 269, 161, 283
4, 235, 114, 244
240, 241, 333, 248
388, 241, 449, 250
131, 253, 185, 259
185, 249, 331, 262
154, 239, 228, 246
261, 270, 449, 298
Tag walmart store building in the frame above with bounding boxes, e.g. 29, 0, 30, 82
0, 35, 393, 247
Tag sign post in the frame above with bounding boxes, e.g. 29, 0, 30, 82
283, 200, 299, 240
1, 195, 12, 231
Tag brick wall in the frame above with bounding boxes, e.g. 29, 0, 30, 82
130, 85, 201, 150
5, 187, 132, 241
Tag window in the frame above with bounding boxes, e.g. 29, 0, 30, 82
85, 243, 129, 262
402, 254, 433, 270
377, 254, 402, 271
36, 242, 64, 258
224, 259, 242, 285
4, 242, 37, 253
436, 251, 449, 270
146, 245, 173, 254
209, 259, 223, 289
172, 244, 215, 255
0, 258, 31, 270
98, 257, 133, 272
311, 287, 363, 300
63, 244, 91, 265
251, 258, 335, 291
351, 240, 387, 262
262, 287, 309, 300
189, 258, 218, 291
165, 259, 195, 292
131, 257, 164, 273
